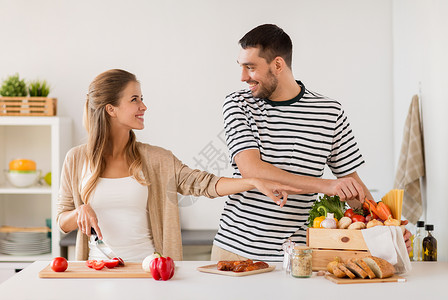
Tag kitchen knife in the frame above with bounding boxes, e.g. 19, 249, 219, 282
90, 228, 118, 260
346, 198, 362, 210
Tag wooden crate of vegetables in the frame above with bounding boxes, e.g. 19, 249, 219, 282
306, 192, 403, 271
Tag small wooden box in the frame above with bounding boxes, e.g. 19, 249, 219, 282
306, 228, 371, 271
0, 97, 57, 116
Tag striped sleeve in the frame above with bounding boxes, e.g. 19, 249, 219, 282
222, 93, 259, 164
327, 108, 365, 176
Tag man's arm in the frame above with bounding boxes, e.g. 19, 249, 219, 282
235, 149, 365, 201
339, 171, 373, 200
341, 172, 411, 252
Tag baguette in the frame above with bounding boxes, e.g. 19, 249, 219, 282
355, 258, 376, 279
346, 258, 368, 279
362, 256, 395, 279
337, 263, 356, 279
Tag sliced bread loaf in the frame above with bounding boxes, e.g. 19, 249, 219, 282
346, 258, 368, 279
361, 256, 395, 279
332, 265, 347, 278
337, 263, 356, 279
355, 257, 376, 279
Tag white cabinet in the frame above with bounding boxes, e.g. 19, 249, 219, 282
0, 116, 72, 264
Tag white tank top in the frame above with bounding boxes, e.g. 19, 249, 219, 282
82, 164, 155, 262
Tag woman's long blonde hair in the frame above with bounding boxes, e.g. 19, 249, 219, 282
82, 69, 147, 204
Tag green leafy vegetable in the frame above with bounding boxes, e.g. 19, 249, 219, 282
307, 194, 347, 227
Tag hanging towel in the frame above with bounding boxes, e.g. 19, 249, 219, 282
394, 95, 425, 223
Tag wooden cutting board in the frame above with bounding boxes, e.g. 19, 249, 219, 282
197, 264, 275, 277
39, 262, 152, 278
325, 273, 406, 284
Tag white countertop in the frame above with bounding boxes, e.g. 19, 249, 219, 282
0, 261, 446, 300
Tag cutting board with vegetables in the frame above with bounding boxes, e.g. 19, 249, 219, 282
325, 274, 406, 284
197, 264, 275, 277
39, 262, 152, 278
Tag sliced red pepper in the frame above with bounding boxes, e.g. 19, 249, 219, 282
150, 256, 175, 281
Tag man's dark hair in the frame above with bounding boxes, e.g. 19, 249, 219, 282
239, 24, 293, 68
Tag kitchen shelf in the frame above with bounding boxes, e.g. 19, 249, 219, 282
0, 186, 51, 195
0, 116, 72, 264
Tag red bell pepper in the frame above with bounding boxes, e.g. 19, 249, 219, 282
150, 255, 175, 281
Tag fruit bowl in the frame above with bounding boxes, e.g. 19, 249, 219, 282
4, 170, 41, 188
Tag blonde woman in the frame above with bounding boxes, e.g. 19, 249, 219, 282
56, 69, 299, 262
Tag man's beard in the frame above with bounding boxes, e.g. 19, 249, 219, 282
251, 69, 278, 99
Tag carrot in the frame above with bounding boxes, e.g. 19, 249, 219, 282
376, 202, 392, 221
363, 199, 381, 219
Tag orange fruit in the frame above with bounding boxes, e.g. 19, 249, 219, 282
9, 159, 36, 171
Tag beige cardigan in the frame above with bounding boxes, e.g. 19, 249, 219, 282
56, 142, 221, 261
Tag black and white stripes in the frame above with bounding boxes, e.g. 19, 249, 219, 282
213, 81, 365, 261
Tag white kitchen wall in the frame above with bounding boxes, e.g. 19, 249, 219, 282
393, 0, 448, 261
0, 1, 394, 230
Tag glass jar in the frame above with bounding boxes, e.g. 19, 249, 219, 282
290, 246, 313, 278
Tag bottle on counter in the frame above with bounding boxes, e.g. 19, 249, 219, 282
422, 224, 437, 261
412, 221, 425, 261
409, 235, 414, 261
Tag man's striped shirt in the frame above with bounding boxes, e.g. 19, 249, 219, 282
213, 81, 365, 261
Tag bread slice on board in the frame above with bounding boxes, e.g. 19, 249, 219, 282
362, 256, 395, 279
332, 265, 347, 278
346, 258, 368, 279
355, 258, 376, 279
337, 263, 356, 279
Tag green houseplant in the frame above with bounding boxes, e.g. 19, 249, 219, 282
0, 74, 28, 96
28, 80, 50, 97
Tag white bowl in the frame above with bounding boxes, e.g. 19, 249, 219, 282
4, 170, 40, 188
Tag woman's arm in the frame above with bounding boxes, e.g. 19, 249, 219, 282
215, 177, 301, 207
59, 204, 103, 240
171, 151, 300, 205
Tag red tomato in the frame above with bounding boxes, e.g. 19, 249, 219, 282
92, 260, 105, 270
104, 260, 119, 269
344, 209, 355, 219
113, 257, 125, 267
51, 257, 68, 272
86, 260, 96, 268
352, 214, 366, 223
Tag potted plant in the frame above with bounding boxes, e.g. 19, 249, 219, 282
0, 74, 56, 116
0, 73, 27, 97
28, 80, 50, 97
